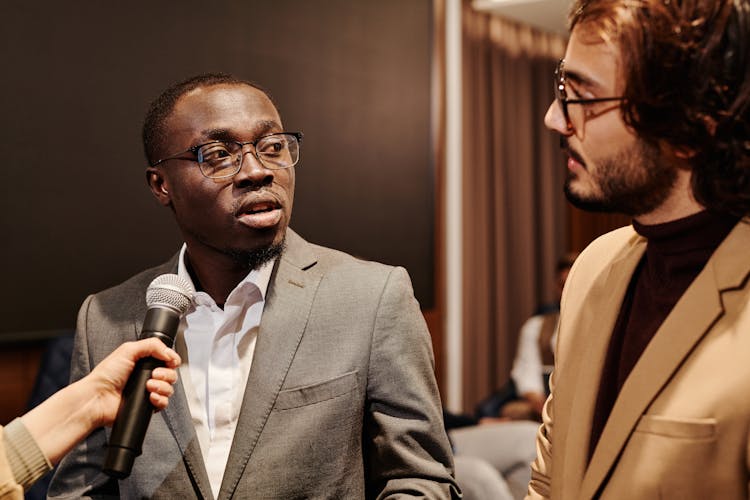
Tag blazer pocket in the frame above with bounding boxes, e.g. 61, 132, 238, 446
274, 370, 359, 410
635, 414, 717, 439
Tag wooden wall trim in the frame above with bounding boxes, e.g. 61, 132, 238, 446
429, 0, 447, 394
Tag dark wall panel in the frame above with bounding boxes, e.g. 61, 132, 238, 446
0, 0, 434, 336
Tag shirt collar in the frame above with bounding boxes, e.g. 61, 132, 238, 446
176, 243, 276, 306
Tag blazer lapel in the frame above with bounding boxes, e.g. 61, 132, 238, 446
579, 218, 750, 499
560, 237, 645, 498
162, 382, 215, 500
218, 230, 322, 499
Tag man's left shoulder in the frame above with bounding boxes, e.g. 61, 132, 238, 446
313, 243, 394, 273
285, 228, 401, 279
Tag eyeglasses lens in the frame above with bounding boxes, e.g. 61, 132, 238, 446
554, 61, 574, 131
197, 134, 300, 179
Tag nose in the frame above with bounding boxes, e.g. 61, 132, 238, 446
544, 100, 571, 136
233, 147, 273, 188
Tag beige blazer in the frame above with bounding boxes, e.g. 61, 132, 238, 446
527, 218, 750, 499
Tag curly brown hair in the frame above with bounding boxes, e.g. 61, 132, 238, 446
569, 0, 750, 216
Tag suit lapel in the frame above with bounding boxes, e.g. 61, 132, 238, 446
560, 237, 645, 498
579, 218, 750, 499
218, 230, 322, 499
162, 381, 215, 500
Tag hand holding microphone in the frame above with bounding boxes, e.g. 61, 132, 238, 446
103, 274, 193, 479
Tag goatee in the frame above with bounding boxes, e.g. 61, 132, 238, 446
227, 239, 286, 271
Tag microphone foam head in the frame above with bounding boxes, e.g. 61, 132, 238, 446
146, 274, 194, 314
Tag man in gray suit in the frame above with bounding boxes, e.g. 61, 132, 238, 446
48, 74, 458, 499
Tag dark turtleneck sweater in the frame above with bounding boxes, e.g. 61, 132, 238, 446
588, 210, 740, 461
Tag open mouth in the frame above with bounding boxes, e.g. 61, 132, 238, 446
236, 199, 283, 229
243, 202, 278, 215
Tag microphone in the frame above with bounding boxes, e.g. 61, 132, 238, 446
103, 274, 193, 479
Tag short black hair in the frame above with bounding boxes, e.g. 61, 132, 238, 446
142, 73, 275, 165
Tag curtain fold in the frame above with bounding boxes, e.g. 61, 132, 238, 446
461, 6, 567, 412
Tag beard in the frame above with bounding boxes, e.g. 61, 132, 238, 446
563, 138, 678, 216
225, 238, 286, 271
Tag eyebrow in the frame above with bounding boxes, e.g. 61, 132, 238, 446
199, 120, 282, 142
564, 67, 606, 93
564, 68, 596, 87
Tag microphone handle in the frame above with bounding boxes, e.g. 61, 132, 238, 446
103, 305, 180, 478
103, 355, 164, 478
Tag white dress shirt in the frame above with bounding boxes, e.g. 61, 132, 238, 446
510, 314, 557, 396
174, 245, 274, 498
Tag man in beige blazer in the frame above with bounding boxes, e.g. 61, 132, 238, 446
527, 1, 750, 498
48, 74, 458, 499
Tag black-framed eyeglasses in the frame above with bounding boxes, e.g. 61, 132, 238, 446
554, 59, 624, 132
151, 131, 303, 179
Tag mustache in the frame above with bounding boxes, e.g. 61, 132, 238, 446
559, 137, 586, 167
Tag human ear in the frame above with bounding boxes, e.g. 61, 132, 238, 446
658, 140, 696, 164
146, 168, 172, 206
673, 147, 696, 160
671, 116, 717, 161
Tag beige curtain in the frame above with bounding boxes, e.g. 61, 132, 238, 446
461, 6, 568, 412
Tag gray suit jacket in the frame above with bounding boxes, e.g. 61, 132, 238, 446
48, 229, 458, 499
